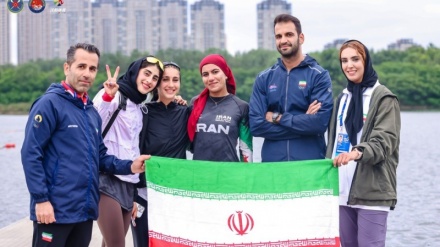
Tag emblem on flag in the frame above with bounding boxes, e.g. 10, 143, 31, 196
228, 211, 254, 235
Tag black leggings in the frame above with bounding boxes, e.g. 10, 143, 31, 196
32, 220, 93, 247
131, 195, 149, 247
97, 193, 132, 247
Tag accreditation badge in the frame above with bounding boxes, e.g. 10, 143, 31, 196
136, 203, 145, 218
335, 133, 350, 156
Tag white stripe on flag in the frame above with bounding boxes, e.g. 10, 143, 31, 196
148, 188, 339, 243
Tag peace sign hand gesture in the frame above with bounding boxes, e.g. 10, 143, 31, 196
103, 64, 120, 98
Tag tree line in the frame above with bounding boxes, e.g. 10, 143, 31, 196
1, 45, 439, 114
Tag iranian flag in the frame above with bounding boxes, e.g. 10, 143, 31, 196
147, 157, 340, 247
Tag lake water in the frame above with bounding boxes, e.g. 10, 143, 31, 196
0, 112, 439, 246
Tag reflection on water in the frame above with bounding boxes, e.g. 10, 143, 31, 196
1, 113, 439, 246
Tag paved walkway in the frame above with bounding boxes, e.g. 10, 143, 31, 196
0, 217, 134, 247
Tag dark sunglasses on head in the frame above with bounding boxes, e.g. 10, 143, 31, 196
163, 61, 181, 70
146, 56, 164, 71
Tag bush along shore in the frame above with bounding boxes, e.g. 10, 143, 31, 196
1, 46, 440, 113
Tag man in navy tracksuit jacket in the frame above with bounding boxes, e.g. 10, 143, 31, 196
21, 43, 149, 247
249, 14, 333, 162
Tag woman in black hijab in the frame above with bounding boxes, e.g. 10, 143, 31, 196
93, 56, 164, 247
326, 40, 401, 247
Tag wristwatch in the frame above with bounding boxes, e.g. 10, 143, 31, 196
353, 148, 363, 160
272, 112, 280, 124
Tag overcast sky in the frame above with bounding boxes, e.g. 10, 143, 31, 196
9, 0, 440, 63
209, 0, 440, 54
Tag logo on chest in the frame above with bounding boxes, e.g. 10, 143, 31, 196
215, 115, 231, 123
196, 115, 232, 134
196, 123, 230, 134
269, 84, 277, 93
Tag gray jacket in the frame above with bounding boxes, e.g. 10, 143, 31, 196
326, 85, 401, 209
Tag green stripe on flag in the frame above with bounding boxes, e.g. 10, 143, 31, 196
146, 157, 338, 195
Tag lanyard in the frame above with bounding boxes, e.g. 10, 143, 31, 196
339, 95, 348, 129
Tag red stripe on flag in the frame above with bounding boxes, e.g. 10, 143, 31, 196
150, 231, 340, 247
150, 237, 186, 247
